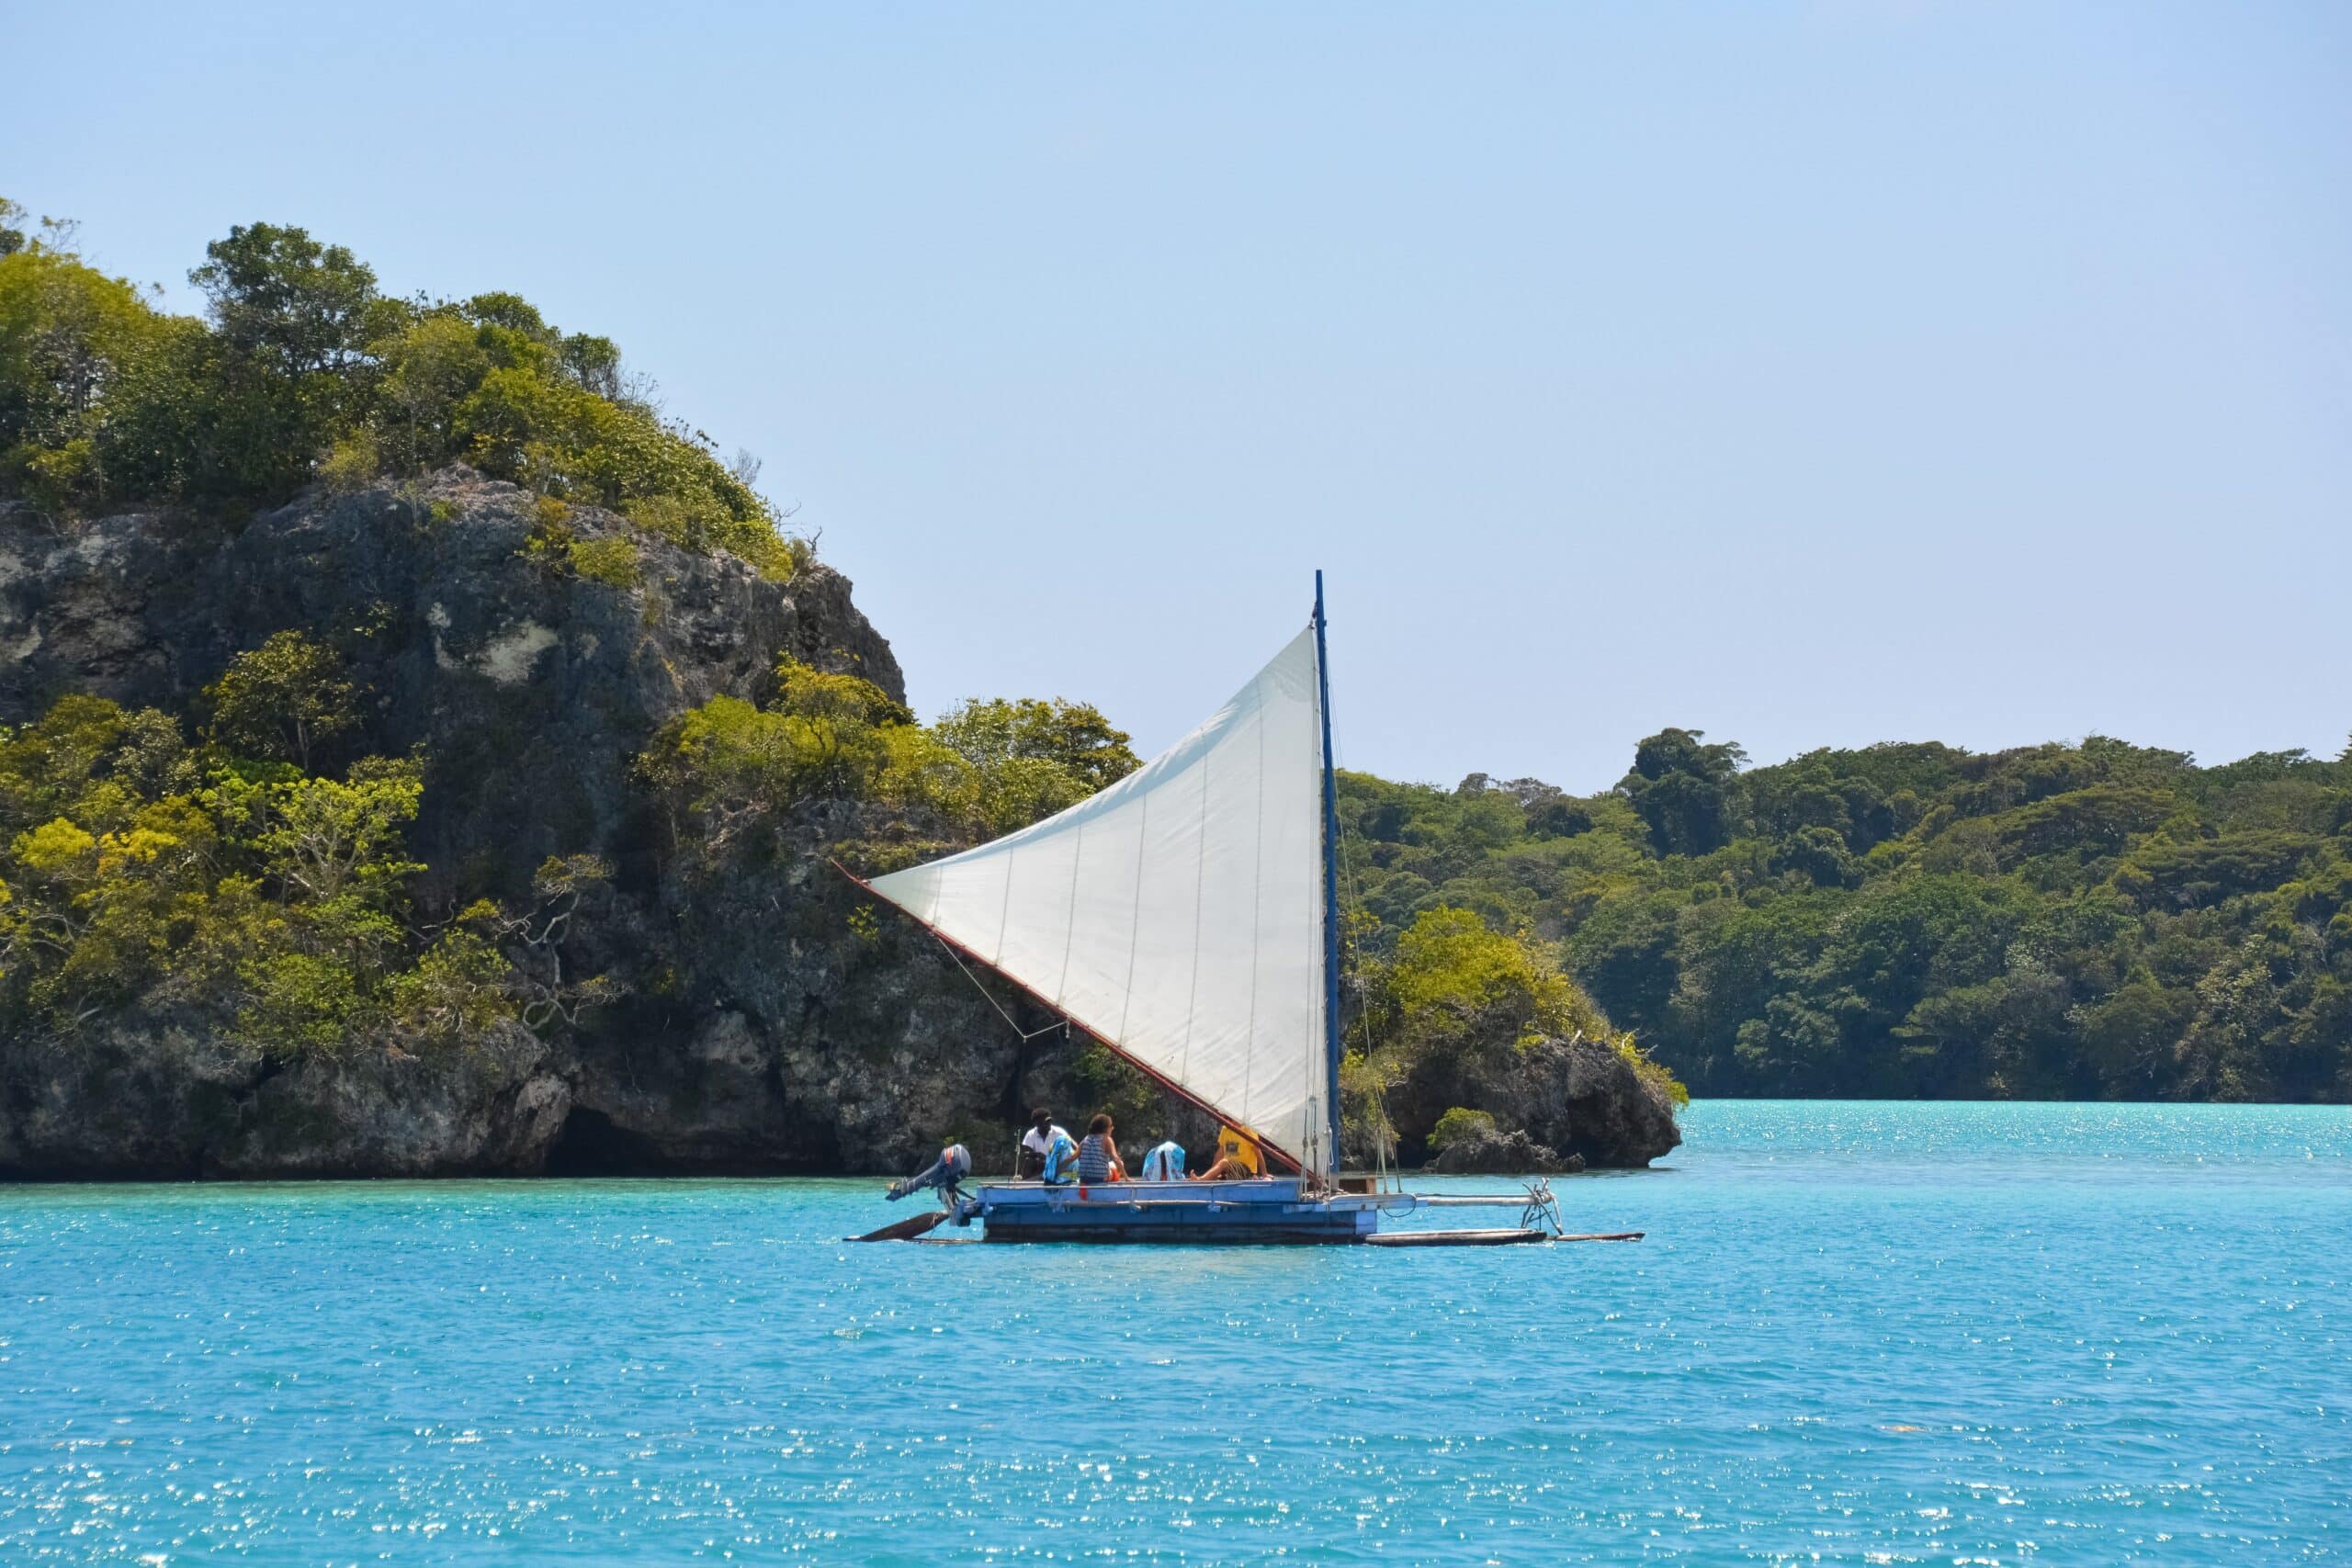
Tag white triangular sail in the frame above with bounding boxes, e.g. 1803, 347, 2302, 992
868, 626, 1330, 1171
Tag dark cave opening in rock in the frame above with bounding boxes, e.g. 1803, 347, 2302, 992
544, 1107, 667, 1176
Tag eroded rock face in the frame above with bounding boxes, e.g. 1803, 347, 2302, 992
0, 469, 899, 911
1503, 1036, 1684, 1168
1372, 1032, 1684, 1173
1425, 1127, 1584, 1176
0, 1013, 570, 1179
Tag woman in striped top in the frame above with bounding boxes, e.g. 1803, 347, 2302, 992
1077, 1113, 1125, 1183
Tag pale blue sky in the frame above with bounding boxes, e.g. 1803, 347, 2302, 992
10, 2, 2347, 790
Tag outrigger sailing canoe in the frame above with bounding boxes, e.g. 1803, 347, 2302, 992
843, 577, 1625, 1247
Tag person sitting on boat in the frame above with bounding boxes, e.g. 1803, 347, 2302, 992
1137, 1138, 1186, 1182
1193, 1127, 1262, 1181
886, 1143, 971, 1208
1033, 1120, 1081, 1186
1019, 1108, 1073, 1180
1077, 1113, 1125, 1183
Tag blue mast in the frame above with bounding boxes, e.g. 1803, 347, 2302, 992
1313, 571, 1343, 1178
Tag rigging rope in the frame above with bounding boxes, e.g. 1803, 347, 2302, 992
931, 930, 1069, 1043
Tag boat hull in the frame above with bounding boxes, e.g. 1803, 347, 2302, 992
967, 1178, 1377, 1245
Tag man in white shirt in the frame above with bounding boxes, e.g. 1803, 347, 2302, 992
1020, 1107, 1072, 1180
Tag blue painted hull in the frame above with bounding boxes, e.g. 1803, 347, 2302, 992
967, 1178, 1378, 1245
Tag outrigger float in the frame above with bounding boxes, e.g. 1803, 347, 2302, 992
843, 576, 1642, 1248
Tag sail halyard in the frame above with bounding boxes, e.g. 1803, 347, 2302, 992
858, 620, 1332, 1171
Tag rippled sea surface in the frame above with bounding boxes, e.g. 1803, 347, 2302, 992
3, 1100, 2346, 1564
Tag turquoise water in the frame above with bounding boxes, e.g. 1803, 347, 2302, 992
3, 1102, 2346, 1564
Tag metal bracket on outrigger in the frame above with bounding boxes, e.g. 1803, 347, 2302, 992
1519, 1178, 1566, 1237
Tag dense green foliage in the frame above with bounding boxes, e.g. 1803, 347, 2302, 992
0, 638, 621, 1054
202, 627, 359, 771
1338, 904, 1682, 1161
1426, 1106, 1498, 1153
0, 205, 800, 575
931, 696, 1142, 830
644, 663, 1143, 859
1341, 731, 2352, 1101
0, 688, 469, 1049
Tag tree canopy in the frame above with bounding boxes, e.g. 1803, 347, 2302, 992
0, 690, 542, 1054
1340, 731, 2352, 1102
642, 662, 1141, 860
0, 203, 802, 576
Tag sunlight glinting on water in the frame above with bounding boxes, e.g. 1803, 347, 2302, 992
1, 1100, 2345, 1562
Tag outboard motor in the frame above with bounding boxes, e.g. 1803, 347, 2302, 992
887, 1143, 972, 1209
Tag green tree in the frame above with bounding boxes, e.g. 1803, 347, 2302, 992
1426, 1106, 1498, 1152
0, 696, 537, 1054
189, 222, 379, 380
246, 758, 425, 907
0, 243, 200, 511
203, 630, 360, 770
387, 925, 518, 1050
932, 695, 1138, 831
645, 662, 949, 853
1620, 728, 1746, 856
649, 669, 1145, 852
933, 696, 1138, 793
1376, 907, 1611, 1059
187, 222, 386, 501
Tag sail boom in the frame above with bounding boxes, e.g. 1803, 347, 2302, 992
831, 858, 1306, 1174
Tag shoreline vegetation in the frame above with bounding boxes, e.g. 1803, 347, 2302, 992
0, 205, 2342, 1179
1342, 731, 2349, 1107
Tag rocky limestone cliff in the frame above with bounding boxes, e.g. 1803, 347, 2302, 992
0, 468, 896, 904
1358, 1032, 1683, 1176
0, 472, 1679, 1179
1427, 1127, 1583, 1176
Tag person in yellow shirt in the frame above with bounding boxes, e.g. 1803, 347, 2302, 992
1193, 1126, 1261, 1181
